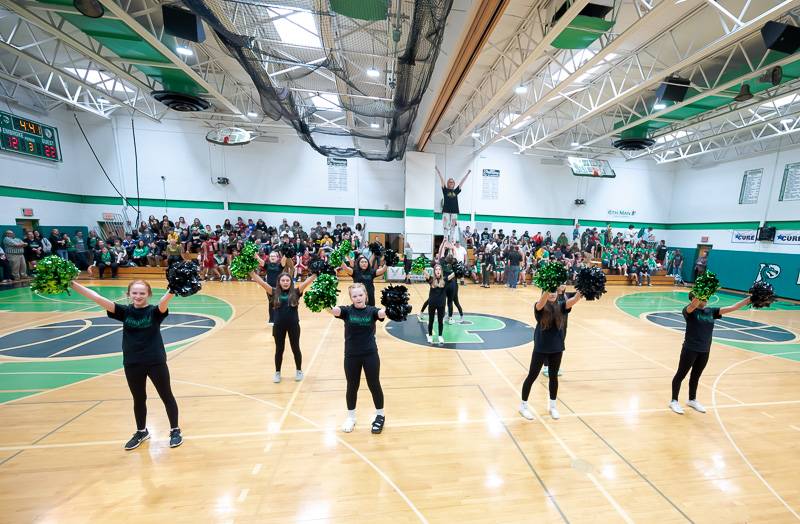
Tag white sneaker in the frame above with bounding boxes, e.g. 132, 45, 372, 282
448, 317, 454, 325
437, 335, 444, 345
459, 316, 464, 324
273, 372, 281, 384
295, 370, 304, 382
519, 405, 535, 420
549, 406, 560, 420
341, 417, 356, 433
426, 334, 433, 344
686, 399, 706, 413
669, 400, 684, 414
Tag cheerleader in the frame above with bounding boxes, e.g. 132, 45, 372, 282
542, 284, 572, 378
339, 255, 387, 307
258, 250, 289, 324
669, 293, 750, 414
250, 270, 317, 383
424, 264, 452, 345
520, 288, 582, 420
70, 280, 182, 450
328, 283, 387, 434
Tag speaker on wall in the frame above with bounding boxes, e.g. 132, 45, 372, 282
162, 5, 206, 43
757, 226, 776, 241
655, 76, 691, 103
761, 21, 800, 54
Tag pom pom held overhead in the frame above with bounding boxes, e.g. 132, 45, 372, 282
31, 255, 79, 295
303, 273, 339, 312
691, 271, 720, 301
230, 242, 260, 279
749, 281, 776, 309
533, 261, 568, 292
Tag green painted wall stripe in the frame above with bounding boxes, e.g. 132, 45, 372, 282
765, 220, 800, 229
405, 208, 434, 218
434, 212, 471, 221
474, 214, 573, 225
0, 185, 224, 209
665, 221, 760, 230
228, 202, 355, 215
360, 208, 404, 218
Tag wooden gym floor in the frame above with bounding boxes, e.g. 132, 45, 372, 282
0, 278, 799, 523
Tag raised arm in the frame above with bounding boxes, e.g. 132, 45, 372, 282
377, 307, 387, 320
328, 306, 342, 317
376, 260, 388, 277
565, 291, 582, 309
685, 297, 704, 314
720, 297, 751, 315
457, 169, 472, 189
339, 262, 353, 276
435, 166, 445, 186
70, 281, 115, 313
158, 291, 174, 314
298, 273, 317, 293
250, 271, 273, 293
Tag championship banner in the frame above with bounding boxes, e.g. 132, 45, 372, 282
730, 230, 757, 243
774, 230, 800, 245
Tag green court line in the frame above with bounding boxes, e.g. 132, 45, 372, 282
616, 291, 800, 362
0, 286, 232, 403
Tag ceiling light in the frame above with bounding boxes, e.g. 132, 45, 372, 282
370, 123, 380, 129
311, 94, 341, 112
471, 132, 480, 138
73, 0, 104, 18
247, 112, 258, 118
97, 97, 109, 104
514, 85, 528, 95
64, 68, 134, 93
269, 6, 322, 48
653, 102, 667, 110
176, 46, 193, 57
366, 67, 380, 78
781, 118, 794, 124
571, 141, 580, 147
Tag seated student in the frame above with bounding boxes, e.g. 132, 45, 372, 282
609, 253, 620, 275
639, 256, 652, 287
628, 256, 641, 285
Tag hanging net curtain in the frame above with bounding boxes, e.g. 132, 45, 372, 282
181, 0, 454, 161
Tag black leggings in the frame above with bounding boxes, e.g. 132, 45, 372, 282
482, 267, 492, 286
521, 352, 563, 401
344, 353, 383, 410
446, 280, 463, 318
671, 349, 710, 401
428, 303, 445, 336
365, 284, 376, 307
97, 262, 118, 278
420, 299, 428, 314
124, 362, 179, 430
273, 322, 302, 372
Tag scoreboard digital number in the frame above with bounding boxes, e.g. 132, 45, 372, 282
0, 111, 62, 162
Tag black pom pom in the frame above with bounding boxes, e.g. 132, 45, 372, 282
384, 249, 399, 267
369, 241, 384, 258
574, 266, 607, 301
380, 284, 412, 321
280, 244, 296, 259
749, 281, 776, 309
453, 261, 468, 278
166, 260, 202, 297
309, 256, 335, 276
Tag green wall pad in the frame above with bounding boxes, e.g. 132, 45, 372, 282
330, 0, 389, 21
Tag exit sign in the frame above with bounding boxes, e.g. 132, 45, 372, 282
21, 208, 34, 217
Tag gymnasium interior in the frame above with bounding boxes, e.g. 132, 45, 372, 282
1, 0, 799, 522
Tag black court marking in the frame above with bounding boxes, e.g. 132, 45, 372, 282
385, 313, 534, 350
645, 312, 795, 343
0, 314, 216, 358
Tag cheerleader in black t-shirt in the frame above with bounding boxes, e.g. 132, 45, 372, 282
520, 288, 582, 421
250, 271, 317, 384
669, 292, 750, 415
543, 285, 573, 378
424, 264, 452, 345
70, 280, 182, 450
436, 166, 471, 242
327, 283, 387, 434
258, 250, 289, 324
339, 255, 387, 307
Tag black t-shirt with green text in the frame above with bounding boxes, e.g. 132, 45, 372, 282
336, 305, 383, 356
442, 186, 461, 213
681, 306, 721, 353
108, 304, 168, 365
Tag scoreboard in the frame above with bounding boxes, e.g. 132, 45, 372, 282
0, 111, 62, 162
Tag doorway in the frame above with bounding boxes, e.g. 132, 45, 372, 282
694, 244, 712, 281
15, 219, 39, 234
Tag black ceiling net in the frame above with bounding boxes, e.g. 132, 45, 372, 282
181, 0, 454, 161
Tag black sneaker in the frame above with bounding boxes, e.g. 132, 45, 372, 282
371, 415, 385, 434
124, 429, 150, 450
169, 428, 183, 448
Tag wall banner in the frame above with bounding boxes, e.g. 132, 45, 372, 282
730, 230, 757, 243
774, 230, 800, 245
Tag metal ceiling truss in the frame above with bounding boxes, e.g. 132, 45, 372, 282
94, 0, 252, 117
446, 0, 595, 145
505, 0, 800, 155
684, 131, 800, 167
473, 0, 692, 151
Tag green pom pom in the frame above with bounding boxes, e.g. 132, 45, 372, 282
229, 242, 260, 279
328, 239, 351, 269
411, 255, 430, 275
31, 255, 79, 295
691, 270, 720, 301
533, 261, 568, 292
303, 273, 340, 312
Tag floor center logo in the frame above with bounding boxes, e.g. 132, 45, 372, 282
385, 313, 533, 350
